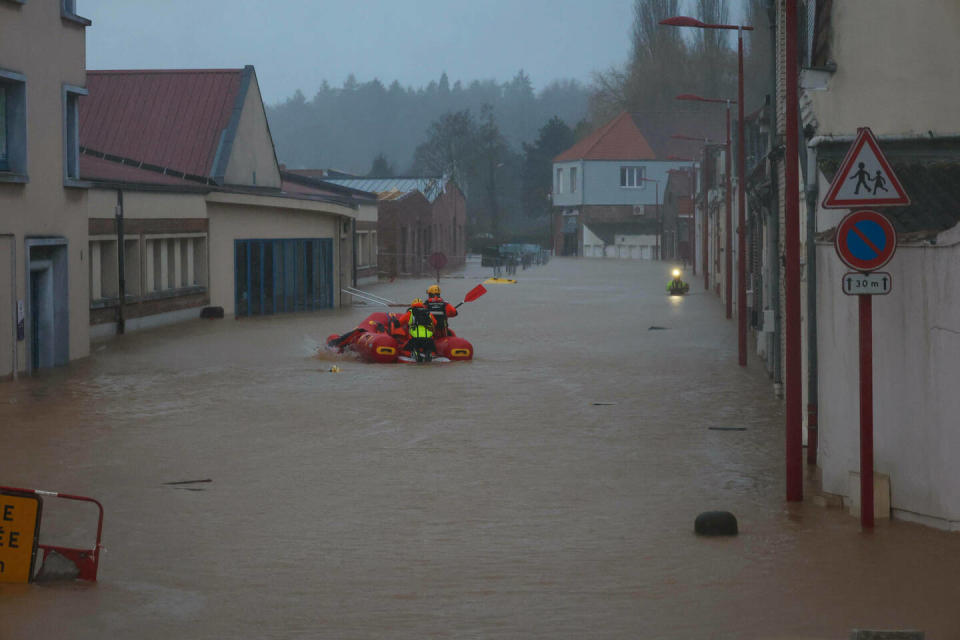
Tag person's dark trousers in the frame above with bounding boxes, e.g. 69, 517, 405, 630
405, 337, 436, 361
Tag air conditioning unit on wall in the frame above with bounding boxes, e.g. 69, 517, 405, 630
633, 205, 643, 216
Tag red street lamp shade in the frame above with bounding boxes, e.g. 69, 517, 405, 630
660, 16, 708, 28
660, 15, 754, 31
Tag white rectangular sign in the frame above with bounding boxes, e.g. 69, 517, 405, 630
842, 272, 892, 296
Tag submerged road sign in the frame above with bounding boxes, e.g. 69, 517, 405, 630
0, 491, 41, 583
835, 209, 897, 272
822, 127, 910, 208
842, 272, 892, 295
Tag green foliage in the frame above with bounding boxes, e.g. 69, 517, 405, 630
367, 153, 395, 178
521, 117, 575, 218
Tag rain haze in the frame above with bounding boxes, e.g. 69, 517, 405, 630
3, 1, 960, 639
84, 0, 635, 105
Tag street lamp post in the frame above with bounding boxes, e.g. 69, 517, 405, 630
661, 16, 753, 367
638, 177, 660, 259
676, 94, 735, 317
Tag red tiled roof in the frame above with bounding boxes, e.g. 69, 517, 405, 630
554, 112, 657, 162
79, 154, 204, 187
79, 69, 245, 179
555, 111, 723, 163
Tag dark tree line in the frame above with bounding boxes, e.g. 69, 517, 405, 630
265, 1, 777, 245
266, 71, 590, 176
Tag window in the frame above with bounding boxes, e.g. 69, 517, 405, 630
89, 239, 118, 301
556, 167, 564, 193
620, 166, 645, 188
144, 235, 207, 295
0, 69, 27, 179
358, 231, 376, 267
570, 167, 577, 192
63, 85, 87, 182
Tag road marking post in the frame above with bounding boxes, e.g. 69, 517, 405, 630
832, 208, 898, 529
859, 294, 874, 528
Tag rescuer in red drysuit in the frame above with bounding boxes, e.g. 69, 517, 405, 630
425, 284, 458, 337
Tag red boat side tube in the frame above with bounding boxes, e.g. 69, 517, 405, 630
435, 336, 473, 361
359, 312, 394, 333
355, 332, 400, 363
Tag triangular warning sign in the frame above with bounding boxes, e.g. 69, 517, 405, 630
821, 127, 910, 208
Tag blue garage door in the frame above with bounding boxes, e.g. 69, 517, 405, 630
234, 239, 333, 316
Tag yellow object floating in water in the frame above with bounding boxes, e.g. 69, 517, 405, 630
329, 365, 341, 373
484, 278, 517, 284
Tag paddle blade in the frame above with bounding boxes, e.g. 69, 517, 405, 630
463, 284, 487, 303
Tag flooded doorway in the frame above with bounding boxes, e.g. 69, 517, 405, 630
25, 238, 69, 371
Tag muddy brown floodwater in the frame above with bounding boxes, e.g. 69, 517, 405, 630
1, 257, 959, 639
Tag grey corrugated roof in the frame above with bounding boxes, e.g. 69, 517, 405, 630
322, 176, 445, 202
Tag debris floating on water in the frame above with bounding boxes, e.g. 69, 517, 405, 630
34, 550, 81, 582
592, 402, 617, 406
708, 427, 747, 431
648, 326, 668, 331
329, 365, 341, 373
163, 479, 212, 485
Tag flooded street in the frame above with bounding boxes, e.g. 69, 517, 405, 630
1, 257, 958, 639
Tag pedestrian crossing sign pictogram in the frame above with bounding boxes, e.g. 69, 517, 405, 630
821, 127, 910, 209
834, 209, 897, 273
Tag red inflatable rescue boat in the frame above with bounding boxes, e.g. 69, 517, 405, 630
327, 312, 473, 363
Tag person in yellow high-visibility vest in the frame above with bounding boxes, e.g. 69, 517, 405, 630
667, 268, 690, 295
398, 298, 437, 361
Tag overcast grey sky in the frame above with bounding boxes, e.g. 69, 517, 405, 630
83, 0, 635, 106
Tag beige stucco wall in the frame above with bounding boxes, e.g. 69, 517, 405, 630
817, 225, 960, 530
810, 0, 960, 136
356, 202, 377, 224
224, 72, 282, 188
88, 188, 209, 220
0, 1, 89, 376
206, 198, 350, 315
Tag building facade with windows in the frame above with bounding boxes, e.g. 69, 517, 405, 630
0, 0, 92, 377
79, 67, 369, 334
551, 112, 702, 258
319, 176, 467, 278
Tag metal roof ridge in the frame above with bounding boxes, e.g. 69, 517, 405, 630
87, 69, 245, 75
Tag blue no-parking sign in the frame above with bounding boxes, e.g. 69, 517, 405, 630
834, 209, 897, 273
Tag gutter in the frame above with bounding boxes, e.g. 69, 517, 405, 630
115, 191, 126, 335
808, 132, 960, 147
2, 234, 14, 379
802, 135, 819, 465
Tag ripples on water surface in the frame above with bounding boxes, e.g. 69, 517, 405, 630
1, 258, 958, 639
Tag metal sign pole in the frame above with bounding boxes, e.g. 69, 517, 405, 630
858, 293, 874, 528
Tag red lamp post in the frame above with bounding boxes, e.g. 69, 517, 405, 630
638, 177, 660, 259
676, 94, 735, 315
661, 16, 753, 367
